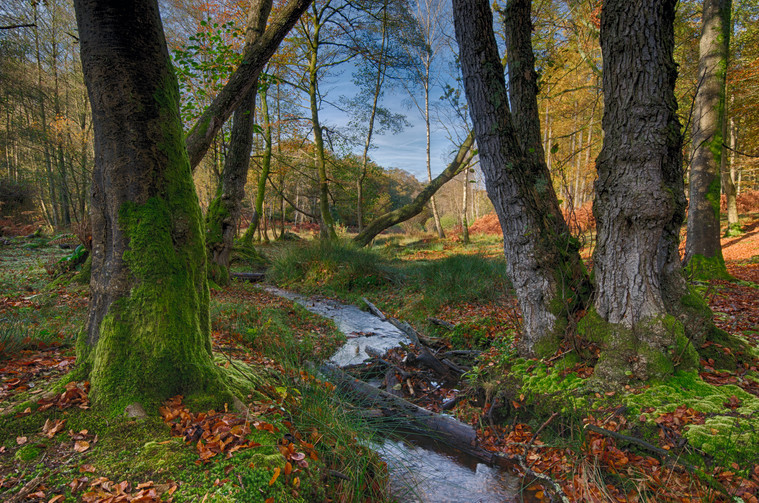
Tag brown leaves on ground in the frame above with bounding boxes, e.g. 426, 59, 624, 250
473, 403, 758, 502
35, 380, 90, 412
0, 352, 75, 410
41, 418, 66, 438
71, 477, 177, 503
160, 396, 268, 463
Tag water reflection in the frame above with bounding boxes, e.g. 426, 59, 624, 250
378, 437, 520, 503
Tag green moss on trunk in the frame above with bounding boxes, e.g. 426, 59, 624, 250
578, 309, 697, 386
87, 76, 232, 414
684, 253, 732, 281
205, 195, 231, 286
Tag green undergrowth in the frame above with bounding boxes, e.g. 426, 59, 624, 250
211, 297, 344, 364
465, 337, 759, 481
268, 239, 396, 298
267, 238, 512, 325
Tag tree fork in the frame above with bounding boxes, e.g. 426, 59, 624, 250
453, 0, 589, 357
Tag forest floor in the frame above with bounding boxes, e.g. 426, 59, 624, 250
0, 211, 757, 502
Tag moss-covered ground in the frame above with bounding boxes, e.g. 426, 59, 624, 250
0, 236, 387, 502
2, 212, 758, 502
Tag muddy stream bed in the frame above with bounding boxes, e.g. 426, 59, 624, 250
263, 286, 521, 502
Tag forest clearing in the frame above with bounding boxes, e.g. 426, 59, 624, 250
2, 0, 759, 501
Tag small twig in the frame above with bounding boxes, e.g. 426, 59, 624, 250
494, 452, 570, 503
545, 349, 573, 363
584, 424, 696, 471
441, 350, 482, 359
441, 358, 466, 374
326, 469, 351, 481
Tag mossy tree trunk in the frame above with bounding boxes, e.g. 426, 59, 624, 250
306, 1, 338, 241
453, 0, 590, 357
75, 0, 230, 412
206, 0, 272, 285
684, 0, 732, 279
586, 0, 701, 383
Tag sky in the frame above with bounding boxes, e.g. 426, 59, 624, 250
313, 63, 469, 183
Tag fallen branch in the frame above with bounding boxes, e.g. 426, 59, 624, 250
388, 319, 448, 376
230, 272, 266, 282
318, 363, 494, 461
362, 297, 387, 321
428, 317, 456, 330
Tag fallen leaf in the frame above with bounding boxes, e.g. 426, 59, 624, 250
74, 440, 90, 452
269, 467, 280, 486
79, 464, 96, 473
42, 418, 66, 438
16, 436, 27, 445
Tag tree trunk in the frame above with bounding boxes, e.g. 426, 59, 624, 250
684, 0, 731, 279
75, 0, 230, 411
453, 0, 589, 357
307, 9, 337, 241
354, 131, 476, 247
460, 163, 470, 245
207, 0, 273, 285
242, 85, 273, 245
587, 0, 699, 383
723, 95, 740, 236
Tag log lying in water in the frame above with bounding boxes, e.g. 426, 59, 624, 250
319, 363, 495, 462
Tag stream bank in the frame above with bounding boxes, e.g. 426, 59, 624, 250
262, 286, 522, 502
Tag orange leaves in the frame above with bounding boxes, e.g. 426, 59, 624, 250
74, 478, 177, 503
160, 396, 262, 463
268, 467, 280, 486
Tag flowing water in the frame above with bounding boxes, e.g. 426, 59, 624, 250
262, 286, 520, 502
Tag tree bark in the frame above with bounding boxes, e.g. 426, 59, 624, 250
353, 131, 475, 247
453, 0, 589, 357
684, 0, 731, 278
588, 0, 699, 382
206, 0, 272, 285
75, 0, 229, 410
185, 0, 312, 170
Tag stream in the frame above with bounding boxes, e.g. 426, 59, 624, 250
262, 286, 521, 502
